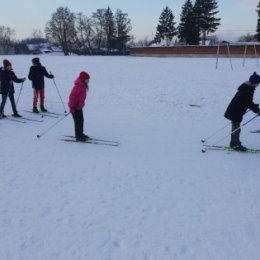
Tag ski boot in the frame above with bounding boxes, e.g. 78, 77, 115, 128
33, 107, 39, 113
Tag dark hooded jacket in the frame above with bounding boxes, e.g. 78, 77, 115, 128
224, 81, 259, 122
28, 64, 53, 89
0, 67, 24, 95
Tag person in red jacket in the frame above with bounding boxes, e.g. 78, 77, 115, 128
68, 71, 90, 141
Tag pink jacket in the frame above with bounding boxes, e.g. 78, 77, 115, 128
68, 77, 87, 113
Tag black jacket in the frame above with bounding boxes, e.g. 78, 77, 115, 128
28, 64, 53, 89
0, 67, 24, 95
224, 81, 259, 122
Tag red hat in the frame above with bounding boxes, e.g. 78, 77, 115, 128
3, 59, 11, 68
79, 71, 90, 81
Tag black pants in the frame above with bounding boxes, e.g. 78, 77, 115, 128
230, 121, 241, 146
0, 93, 18, 114
72, 109, 84, 139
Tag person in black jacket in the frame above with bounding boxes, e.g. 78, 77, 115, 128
0, 59, 26, 119
28, 57, 54, 113
224, 72, 260, 151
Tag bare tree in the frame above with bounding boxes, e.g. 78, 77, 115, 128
238, 33, 256, 42
31, 29, 44, 39
92, 9, 106, 51
75, 13, 94, 55
0, 25, 15, 54
45, 6, 76, 55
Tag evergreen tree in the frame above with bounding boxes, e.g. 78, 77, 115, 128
178, 0, 200, 45
256, 1, 260, 42
154, 6, 176, 46
194, 0, 221, 45
104, 6, 116, 52
115, 9, 132, 53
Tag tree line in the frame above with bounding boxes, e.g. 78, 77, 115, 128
1, 1, 260, 55
154, 0, 221, 46
0, 6, 132, 56
154, 0, 260, 46
45, 6, 132, 55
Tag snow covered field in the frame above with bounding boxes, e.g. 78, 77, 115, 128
0, 55, 260, 260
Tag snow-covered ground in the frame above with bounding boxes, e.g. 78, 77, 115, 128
0, 55, 259, 260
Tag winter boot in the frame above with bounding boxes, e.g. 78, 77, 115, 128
82, 133, 90, 139
33, 107, 39, 113
232, 144, 248, 152
230, 140, 241, 148
0, 113, 6, 119
40, 106, 48, 112
13, 113, 22, 118
76, 135, 88, 142
76, 137, 86, 142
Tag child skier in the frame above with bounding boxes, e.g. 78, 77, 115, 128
28, 57, 54, 113
68, 71, 90, 141
0, 59, 26, 119
224, 72, 260, 151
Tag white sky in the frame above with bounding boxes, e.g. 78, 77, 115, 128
0, 0, 259, 41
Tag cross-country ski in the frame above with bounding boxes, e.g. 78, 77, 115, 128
24, 110, 59, 118
5, 116, 27, 123
202, 144, 260, 154
61, 138, 119, 146
63, 135, 119, 145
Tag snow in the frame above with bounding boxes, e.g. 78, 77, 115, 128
0, 55, 260, 260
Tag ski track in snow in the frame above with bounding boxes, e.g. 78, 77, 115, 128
0, 55, 260, 260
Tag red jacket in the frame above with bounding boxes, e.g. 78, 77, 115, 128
68, 77, 87, 113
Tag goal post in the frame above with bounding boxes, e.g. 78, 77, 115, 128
216, 42, 259, 69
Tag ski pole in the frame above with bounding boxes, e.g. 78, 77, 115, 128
16, 81, 24, 107
201, 122, 230, 143
201, 110, 251, 143
50, 72, 67, 113
210, 114, 259, 146
36, 112, 70, 139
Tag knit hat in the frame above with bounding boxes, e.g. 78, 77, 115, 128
3, 59, 11, 68
79, 71, 90, 81
249, 72, 260, 85
32, 57, 40, 65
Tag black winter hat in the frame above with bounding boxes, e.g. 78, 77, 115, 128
32, 57, 40, 65
249, 72, 260, 85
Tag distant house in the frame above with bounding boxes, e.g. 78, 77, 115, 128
26, 43, 62, 54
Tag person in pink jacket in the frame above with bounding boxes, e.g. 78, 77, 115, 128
68, 71, 90, 141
